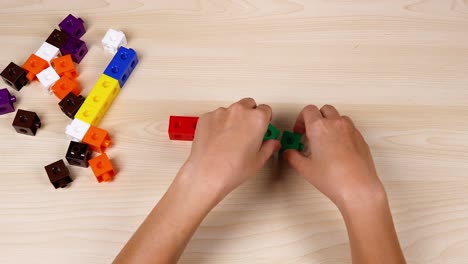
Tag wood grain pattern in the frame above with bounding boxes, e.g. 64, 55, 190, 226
0, 1, 467, 263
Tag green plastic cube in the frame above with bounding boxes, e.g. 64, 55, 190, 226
263, 123, 280, 141
280, 131, 304, 153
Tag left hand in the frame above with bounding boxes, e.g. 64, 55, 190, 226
178, 98, 281, 199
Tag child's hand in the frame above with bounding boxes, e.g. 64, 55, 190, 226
284, 105, 385, 209
180, 98, 281, 199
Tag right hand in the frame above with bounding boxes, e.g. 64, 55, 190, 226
283, 105, 385, 209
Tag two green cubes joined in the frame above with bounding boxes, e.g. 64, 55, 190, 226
263, 124, 304, 153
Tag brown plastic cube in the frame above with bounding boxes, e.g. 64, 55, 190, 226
66, 141, 91, 168
45, 159, 73, 189
1, 62, 29, 91
12, 109, 41, 136
58, 92, 85, 119
45, 29, 69, 49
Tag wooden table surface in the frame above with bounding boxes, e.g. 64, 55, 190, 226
1, 1, 467, 263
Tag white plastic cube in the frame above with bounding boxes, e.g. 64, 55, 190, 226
36, 66, 60, 93
35, 42, 61, 63
66, 119, 91, 142
102, 29, 127, 54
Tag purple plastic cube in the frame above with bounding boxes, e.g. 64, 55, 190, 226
0, 88, 17, 115
59, 14, 86, 38
60, 36, 88, 64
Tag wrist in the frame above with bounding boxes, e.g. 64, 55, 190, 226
175, 160, 227, 209
336, 183, 388, 216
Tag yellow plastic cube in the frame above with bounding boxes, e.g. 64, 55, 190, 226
74, 74, 121, 126
94, 74, 120, 98
75, 102, 100, 125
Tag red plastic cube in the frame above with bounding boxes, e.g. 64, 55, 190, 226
168, 116, 199, 141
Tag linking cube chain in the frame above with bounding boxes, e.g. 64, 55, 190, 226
0, 14, 138, 189
167, 117, 304, 153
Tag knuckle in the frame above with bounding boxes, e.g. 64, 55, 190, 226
342, 115, 352, 123
214, 107, 227, 116
342, 116, 353, 125
230, 103, 244, 111
320, 104, 331, 111
244, 97, 255, 103
304, 104, 319, 113
335, 118, 348, 128
259, 103, 272, 112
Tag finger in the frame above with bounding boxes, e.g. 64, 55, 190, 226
257, 104, 273, 121
320, 104, 340, 119
256, 140, 281, 168
342, 115, 355, 128
236, 97, 257, 109
283, 149, 312, 176
293, 105, 322, 134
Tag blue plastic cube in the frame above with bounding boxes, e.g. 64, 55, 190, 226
103, 46, 139, 88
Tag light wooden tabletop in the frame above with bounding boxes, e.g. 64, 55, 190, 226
1, 1, 468, 263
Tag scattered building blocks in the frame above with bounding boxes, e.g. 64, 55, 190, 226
66, 141, 91, 167
102, 29, 127, 54
103, 46, 138, 88
168, 116, 199, 141
82, 126, 111, 153
59, 14, 86, 38
51, 54, 78, 78
37, 66, 60, 93
12, 109, 41, 136
66, 118, 91, 142
60, 36, 88, 64
22, 54, 49, 81
0, 14, 133, 188
89, 153, 115, 183
58, 92, 85, 119
0, 88, 17, 115
45, 159, 72, 189
74, 74, 121, 126
1, 62, 29, 91
263, 123, 280, 141
52, 76, 80, 100
280, 131, 304, 153
45, 29, 69, 49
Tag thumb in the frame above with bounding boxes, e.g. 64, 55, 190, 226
283, 149, 312, 176
257, 140, 281, 168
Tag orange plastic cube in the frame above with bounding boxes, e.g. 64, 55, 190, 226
82, 126, 112, 153
22, 54, 49, 81
51, 76, 80, 99
89, 153, 115, 183
51, 54, 78, 78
